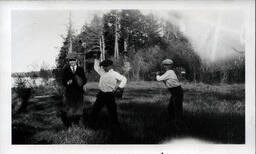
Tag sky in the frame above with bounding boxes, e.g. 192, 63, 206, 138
12, 9, 246, 73
12, 10, 105, 73
164, 10, 245, 62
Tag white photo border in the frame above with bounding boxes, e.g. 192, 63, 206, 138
0, 1, 255, 154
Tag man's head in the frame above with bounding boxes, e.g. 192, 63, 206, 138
67, 53, 77, 67
162, 59, 173, 71
100, 60, 113, 72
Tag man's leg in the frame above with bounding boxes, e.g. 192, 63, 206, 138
90, 92, 104, 121
172, 87, 183, 119
61, 95, 72, 128
168, 95, 175, 119
172, 94, 179, 119
106, 93, 119, 124
105, 93, 121, 143
177, 88, 184, 118
60, 110, 72, 128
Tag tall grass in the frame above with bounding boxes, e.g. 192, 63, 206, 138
12, 81, 245, 144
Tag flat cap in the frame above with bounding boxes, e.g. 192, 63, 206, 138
162, 59, 173, 65
100, 60, 113, 67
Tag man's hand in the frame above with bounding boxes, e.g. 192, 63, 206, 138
156, 71, 165, 76
83, 85, 87, 93
67, 80, 73, 85
114, 87, 124, 98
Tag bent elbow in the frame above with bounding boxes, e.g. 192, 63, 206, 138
123, 77, 127, 85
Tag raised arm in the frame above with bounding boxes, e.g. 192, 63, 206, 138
94, 59, 104, 76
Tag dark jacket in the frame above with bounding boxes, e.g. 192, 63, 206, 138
60, 65, 87, 126
62, 65, 87, 100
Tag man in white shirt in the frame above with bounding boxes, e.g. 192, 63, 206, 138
156, 59, 184, 120
90, 58, 127, 125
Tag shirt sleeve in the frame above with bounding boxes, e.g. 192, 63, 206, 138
156, 71, 172, 81
94, 59, 104, 76
114, 72, 127, 88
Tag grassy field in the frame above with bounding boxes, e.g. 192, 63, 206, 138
12, 81, 245, 144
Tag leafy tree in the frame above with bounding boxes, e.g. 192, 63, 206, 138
103, 10, 162, 57
160, 20, 202, 81
55, 10, 244, 83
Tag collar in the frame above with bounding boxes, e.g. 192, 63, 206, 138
104, 69, 114, 73
70, 65, 77, 72
70, 65, 77, 68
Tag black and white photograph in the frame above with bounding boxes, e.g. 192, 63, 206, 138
0, 1, 255, 154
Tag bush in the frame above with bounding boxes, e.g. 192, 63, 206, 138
39, 68, 52, 84
52, 80, 65, 98
12, 77, 33, 113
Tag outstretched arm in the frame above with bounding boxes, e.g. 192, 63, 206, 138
156, 71, 170, 81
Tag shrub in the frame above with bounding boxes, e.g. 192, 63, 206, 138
12, 76, 33, 113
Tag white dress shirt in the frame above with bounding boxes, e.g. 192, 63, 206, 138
70, 65, 77, 73
156, 70, 181, 88
94, 59, 127, 92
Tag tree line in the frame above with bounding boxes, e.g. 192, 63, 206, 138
12, 69, 53, 82
54, 10, 244, 84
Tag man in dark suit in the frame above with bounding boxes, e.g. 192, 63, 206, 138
60, 53, 87, 128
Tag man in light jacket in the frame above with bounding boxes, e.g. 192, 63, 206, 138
156, 59, 184, 120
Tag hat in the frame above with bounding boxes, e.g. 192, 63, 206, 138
162, 59, 173, 65
100, 60, 113, 67
66, 53, 77, 60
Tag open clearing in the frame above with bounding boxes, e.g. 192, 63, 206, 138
12, 81, 245, 144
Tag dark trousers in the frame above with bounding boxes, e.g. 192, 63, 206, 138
60, 89, 84, 128
91, 91, 118, 124
60, 111, 81, 127
168, 86, 184, 119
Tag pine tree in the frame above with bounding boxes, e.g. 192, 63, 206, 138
56, 15, 76, 69
55, 14, 76, 84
